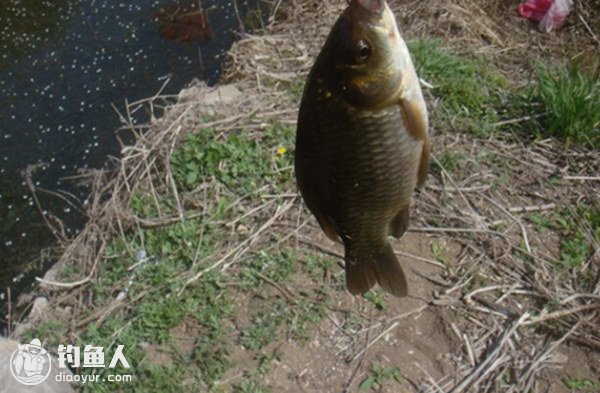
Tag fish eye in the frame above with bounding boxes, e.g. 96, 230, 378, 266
354, 40, 371, 62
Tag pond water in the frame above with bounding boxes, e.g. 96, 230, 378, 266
0, 0, 266, 322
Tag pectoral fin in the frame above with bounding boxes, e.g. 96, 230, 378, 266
390, 207, 409, 239
313, 210, 341, 242
399, 97, 430, 188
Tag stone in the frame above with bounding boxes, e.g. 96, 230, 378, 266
236, 224, 249, 235
178, 82, 243, 108
29, 298, 49, 321
11, 297, 50, 340
198, 85, 243, 107
177, 79, 203, 101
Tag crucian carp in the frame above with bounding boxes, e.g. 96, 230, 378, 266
295, 0, 429, 297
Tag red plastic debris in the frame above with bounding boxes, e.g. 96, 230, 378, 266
516, 0, 573, 32
517, 0, 552, 21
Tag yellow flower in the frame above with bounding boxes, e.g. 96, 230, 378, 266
276, 146, 287, 156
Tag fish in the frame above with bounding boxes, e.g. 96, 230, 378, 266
294, 0, 429, 297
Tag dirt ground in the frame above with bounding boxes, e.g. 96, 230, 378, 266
217, 230, 599, 392
225, 231, 465, 392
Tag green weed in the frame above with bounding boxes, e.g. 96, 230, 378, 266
555, 206, 599, 269
21, 319, 65, 350
234, 380, 270, 393
240, 300, 288, 351
527, 212, 553, 233
233, 354, 276, 392
239, 250, 297, 288
430, 241, 447, 264
301, 251, 334, 279
289, 79, 306, 101
563, 375, 598, 391
359, 363, 403, 391
171, 125, 294, 195
240, 297, 325, 351
432, 151, 468, 175
364, 290, 386, 310
528, 65, 599, 148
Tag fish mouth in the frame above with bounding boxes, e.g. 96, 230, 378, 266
350, 0, 385, 14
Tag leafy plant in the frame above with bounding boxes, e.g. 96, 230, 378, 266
364, 290, 386, 310
556, 206, 600, 269
359, 363, 403, 391
432, 150, 467, 175
430, 241, 447, 264
234, 380, 270, 393
527, 212, 553, 233
239, 250, 297, 288
563, 375, 598, 391
171, 125, 294, 194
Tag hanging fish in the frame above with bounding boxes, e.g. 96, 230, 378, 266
295, 0, 429, 297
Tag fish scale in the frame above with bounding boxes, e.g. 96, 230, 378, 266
298, 79, 421, 245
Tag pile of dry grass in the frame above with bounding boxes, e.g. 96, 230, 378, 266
14, 0, 598, 391
392, 0, 600, 79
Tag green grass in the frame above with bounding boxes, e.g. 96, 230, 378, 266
409, 38, 507, 136
288, 79, 306, 101
75, 265, 234, 392
409, 39, 599, 150
21, 319, 66, 350
22, 122, 333, 392
528, 65, 600, 148
526, 206, 600, 269
171, 125, 294, 195
526, 204, 599, 293
555, 206, 600, 270
301, 251, 334, 279
527, 212, 553, 233
234, 380, 270, 393
240, 300, 288, 351
431, 150, 468, 175
240, 296, 325, 351
238, 250, 297, 288
232, 341, 277, 391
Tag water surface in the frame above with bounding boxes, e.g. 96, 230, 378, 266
0, 0, 266, 325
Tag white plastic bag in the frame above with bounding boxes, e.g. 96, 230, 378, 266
539, 0, 573, 32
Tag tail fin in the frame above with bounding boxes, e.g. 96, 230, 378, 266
345, 257, 377, 296
345, 242, 408, 297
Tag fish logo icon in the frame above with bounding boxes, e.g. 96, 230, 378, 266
10, 338, 52, 385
